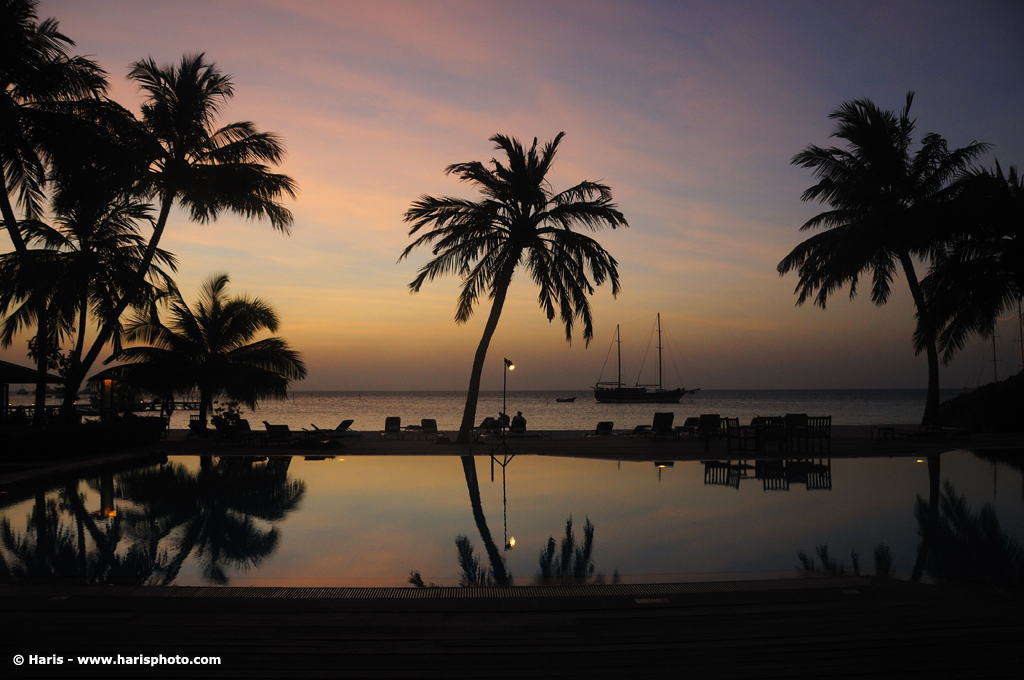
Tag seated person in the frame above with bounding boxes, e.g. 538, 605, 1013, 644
510, 411, 526, 433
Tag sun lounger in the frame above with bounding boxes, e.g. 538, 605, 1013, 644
652, 412, 676, 439
308, 419, 360, 439
421, 418, 440, 439
262, 421, 293, 446
382, 416, 402, 440
590, 421, 614, 436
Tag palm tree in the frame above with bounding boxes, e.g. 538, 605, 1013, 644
1, 0, 108, 421
777, 93, 988, 427
921, 162, 1023, 366
400, 133, 627, 443
63, 53, 298, 419
109, 273, 306, 426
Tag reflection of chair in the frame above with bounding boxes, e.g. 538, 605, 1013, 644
592, 421, 614, 436
652, 412, 676, 438
756, 459, 789, 491
383, 416, 401, 440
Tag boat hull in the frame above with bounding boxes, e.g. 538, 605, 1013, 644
593, 387, 693, 404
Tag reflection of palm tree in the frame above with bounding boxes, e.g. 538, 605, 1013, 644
778, 93, 987, 426
459, 456, 509, 584
914, 478, 1022, 586
912, 455, 941, 582
401, 133, 627, 443
110, 274, 307, 426
118, 457, 305, 584
537, 516, 596, 584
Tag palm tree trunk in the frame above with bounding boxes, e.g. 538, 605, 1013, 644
456, 261, 517, 444
460, 456, 509, 584
3, 181, 52, 426
33, 302, 49, 427
61, 195, 176, 422
899, 253, 942, 427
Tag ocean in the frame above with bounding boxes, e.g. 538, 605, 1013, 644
8, 388, 967, 431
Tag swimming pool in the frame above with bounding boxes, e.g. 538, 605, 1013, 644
1, 450, 1020, 588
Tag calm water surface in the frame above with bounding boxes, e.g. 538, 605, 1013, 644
11, 389, 970, 431
1, 449, 1020, 587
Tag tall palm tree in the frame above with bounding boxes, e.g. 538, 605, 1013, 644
63, 53, 298, 419
400, 133, 627, 443
921, 162, 1023, 366
109, 273, 306, 426
777, 93, 988, 426
1, 0, 108, 421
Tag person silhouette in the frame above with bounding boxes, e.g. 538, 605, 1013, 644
511, 411, 526, 433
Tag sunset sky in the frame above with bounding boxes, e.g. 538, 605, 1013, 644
5, 0, 1023, 391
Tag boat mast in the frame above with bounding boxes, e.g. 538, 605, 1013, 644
657, 313, 663, 391
616, 324, 622, 388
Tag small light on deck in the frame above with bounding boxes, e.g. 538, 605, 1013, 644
917, 459, 924, 463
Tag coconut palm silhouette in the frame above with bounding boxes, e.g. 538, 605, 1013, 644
778, 93, 987, 426
109, 273, 306, 427
400, 133, 627, 443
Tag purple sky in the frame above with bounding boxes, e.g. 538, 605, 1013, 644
4, 0, 1023, 390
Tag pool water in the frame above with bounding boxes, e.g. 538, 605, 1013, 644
1, 450, 1021, 588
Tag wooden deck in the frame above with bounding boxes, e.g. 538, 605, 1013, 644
1, 577, 1021, 677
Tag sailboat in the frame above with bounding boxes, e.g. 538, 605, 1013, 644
593, 313, 699, 404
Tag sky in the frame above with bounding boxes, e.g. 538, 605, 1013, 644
4, 0, 1024, 391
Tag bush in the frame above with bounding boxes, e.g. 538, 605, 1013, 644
940, 371, 1024, 432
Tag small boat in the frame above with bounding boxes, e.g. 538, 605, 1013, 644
593, 313, 699, 404
555, 397, 576, 403
15, 388, 29, 395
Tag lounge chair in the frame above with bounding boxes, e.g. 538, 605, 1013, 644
262, 421, 293, 446
677, 416, 701, 439
652, 412, 676, 439
382, 416, 401, 440
213, 419, 245, 448
591, 421, 614, 436
421, 418, 440, 439
628, 424, 650, 437
308, 419, 360, 439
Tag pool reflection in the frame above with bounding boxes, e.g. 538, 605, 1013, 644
1, 450, 1020, 588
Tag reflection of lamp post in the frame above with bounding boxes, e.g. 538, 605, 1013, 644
655, 460, 674, 482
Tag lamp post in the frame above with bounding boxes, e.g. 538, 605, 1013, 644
491, 358, 515, 480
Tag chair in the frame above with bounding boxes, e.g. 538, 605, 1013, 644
309, 419, 359, 439
591, 421, 614, 436
726, 417, 756, 454
188, 413, 207, 437
383, 416, 401, 440
752, 416, 787, 453
651, 412, 675, 439
678, 416, 700, 439
213, 419, 244, 448
421, 418, 440, 439
262, 421, 293, 446
628, 424, 650, 437
784, 413, 809, 452
695, 414, 724, 452
801, 416, 832, 454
